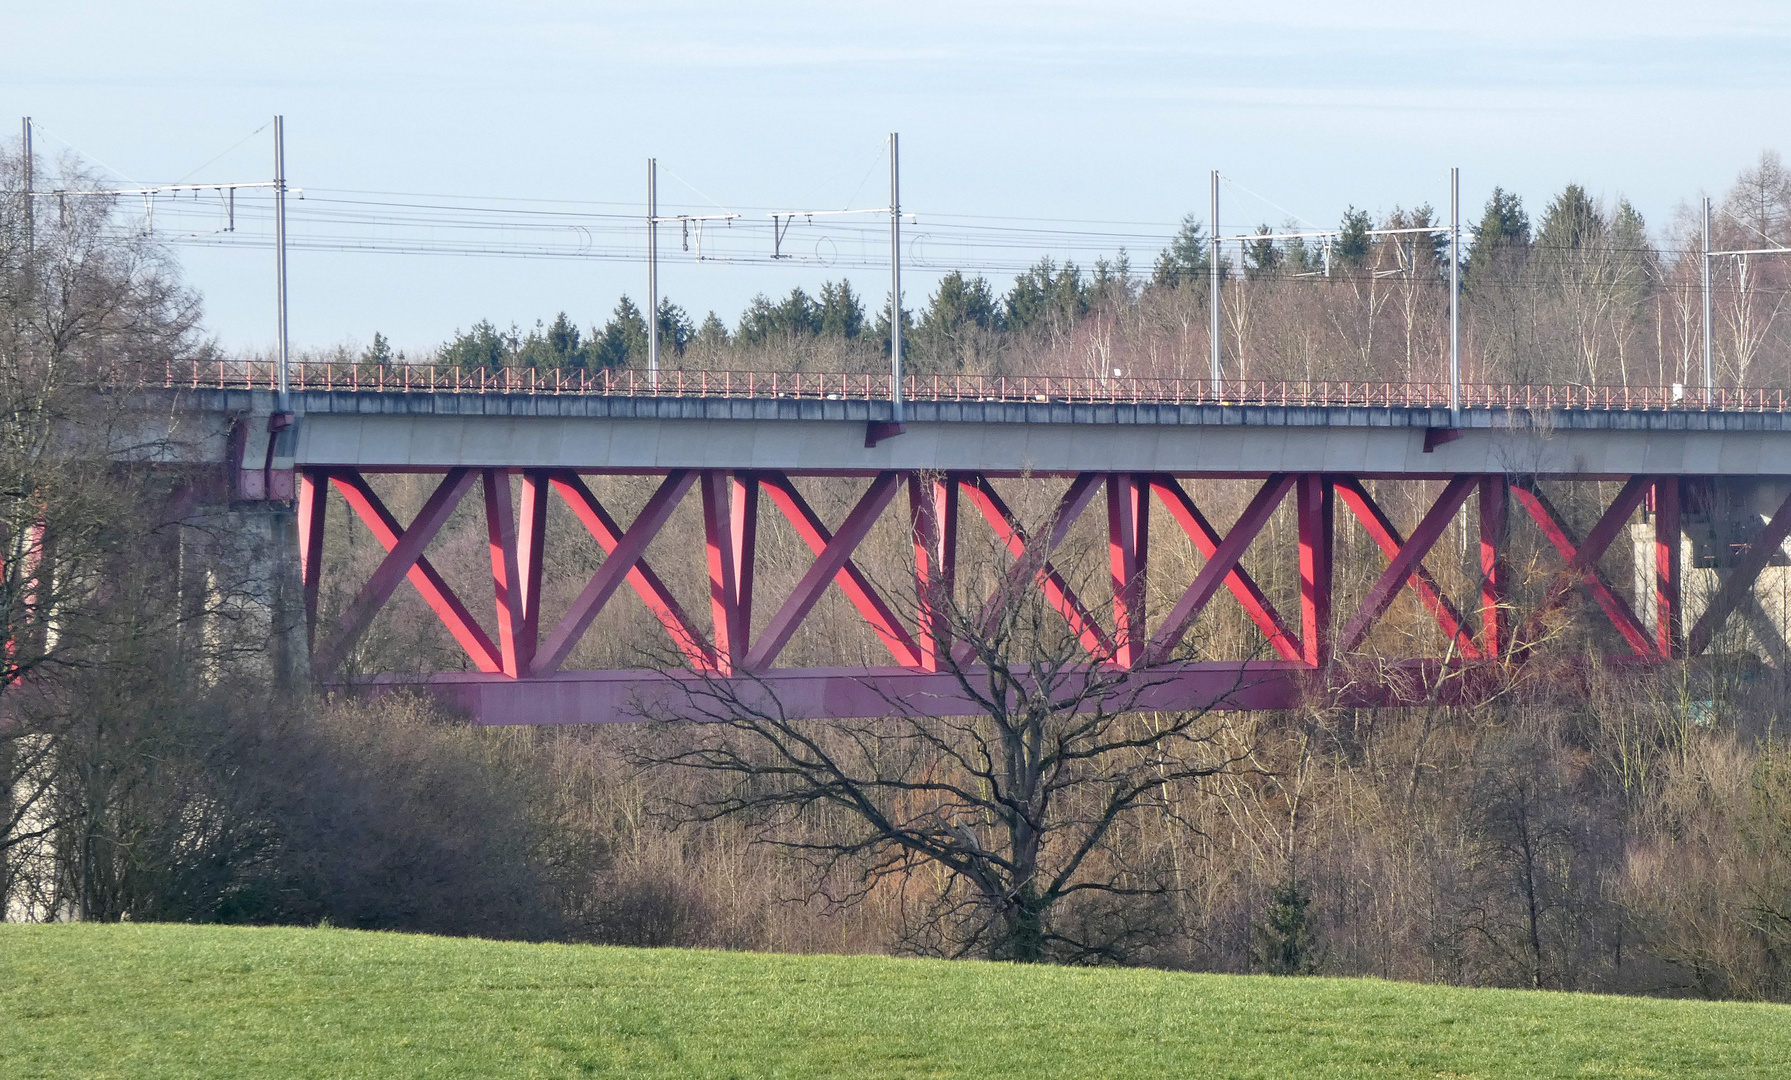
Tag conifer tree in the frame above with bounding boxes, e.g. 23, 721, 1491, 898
1465, 187, 1531, 283
818, 280, 865, 338
1151, 213, 1208, 289
592, 297, 648, 368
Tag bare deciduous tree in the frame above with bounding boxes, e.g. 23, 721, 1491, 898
636, 485, 1251, 963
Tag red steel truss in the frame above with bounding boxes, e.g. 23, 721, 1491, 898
298, 468, 1791, 725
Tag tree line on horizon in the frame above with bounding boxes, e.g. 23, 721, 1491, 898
397, 155, 1787, 391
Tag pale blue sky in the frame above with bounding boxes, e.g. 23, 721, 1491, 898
8, 1, 1789, 354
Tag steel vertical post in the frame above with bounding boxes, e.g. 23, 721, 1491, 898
890, 133, 904, 424
910, 472, 958, 671
1107, 473, 1150, 667
274, 115, 289, 408
483, 469, 526, 677
21, 517, 49, 657
702, 470, 757, 671
516, 471, 548, 670
1687, 487, 1791, 657
297, 470, 326, 648
1478, 477, 1507, 657
1297, 474, 1333, 667
20, 117, 31, 256
1210, 170, 1222, 389
1703, 196, 1714, 393
648, 158, 659, 386
731, 472, 758, 663
1449, 167, 1462, 426
1653, 477, 1681, 658
701, 470, 734, 670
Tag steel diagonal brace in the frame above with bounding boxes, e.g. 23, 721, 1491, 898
1333, 477, 1481, 658
1148, 475, 1303, 663
1687, 485, 1791, 656
958, 473, 1114, 662
315, 469, 500, 677
547, 472, 717, 673
746, 471, 906, 670
534, 470, 698, 675
1510, 476, 1656, 657
1148, 473, 1295, 665
759, 472, 919, 668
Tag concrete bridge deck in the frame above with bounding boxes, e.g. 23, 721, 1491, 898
178, 386, 1791, 480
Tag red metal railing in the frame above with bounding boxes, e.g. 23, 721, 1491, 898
161, 359, 1791, 412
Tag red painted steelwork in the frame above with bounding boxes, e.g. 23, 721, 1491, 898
515, 471, 547, 669
746, 472, 905, 670
547, 472, 713, 672
1653, 479, 1681, 659
536, 471, 699, 675
957, 474, 1113, 661
16, 517, 48, 661
759, 473, 919, 669
1479, 478, 1508, 657
909, 473, 958, 673
1297, 475, 1335, 668
410, 663, 1308, 723
1687, 485, 1791, 657
1146, 476, 1302, 663
301, 466, 1780, 723
297, 471, 326, 649
1511, 478, 1656, 658
483, 469, 527, 677
702, 471, 757, 674
316, 469, 500, 675
1334, 477, 1480, 658
1148, 474, 1297, 664
1107, 473, 1150, 668
380, 658, 1513, 726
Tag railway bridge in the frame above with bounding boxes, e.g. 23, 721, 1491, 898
177, 364, 1791, 724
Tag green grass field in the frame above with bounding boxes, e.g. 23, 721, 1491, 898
3, 925, 1789, 1079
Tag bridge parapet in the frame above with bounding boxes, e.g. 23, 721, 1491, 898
164, 359, 1791, 414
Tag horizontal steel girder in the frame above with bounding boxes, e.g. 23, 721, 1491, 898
355, 660, 1498, 725
290, 412, 1791, 479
